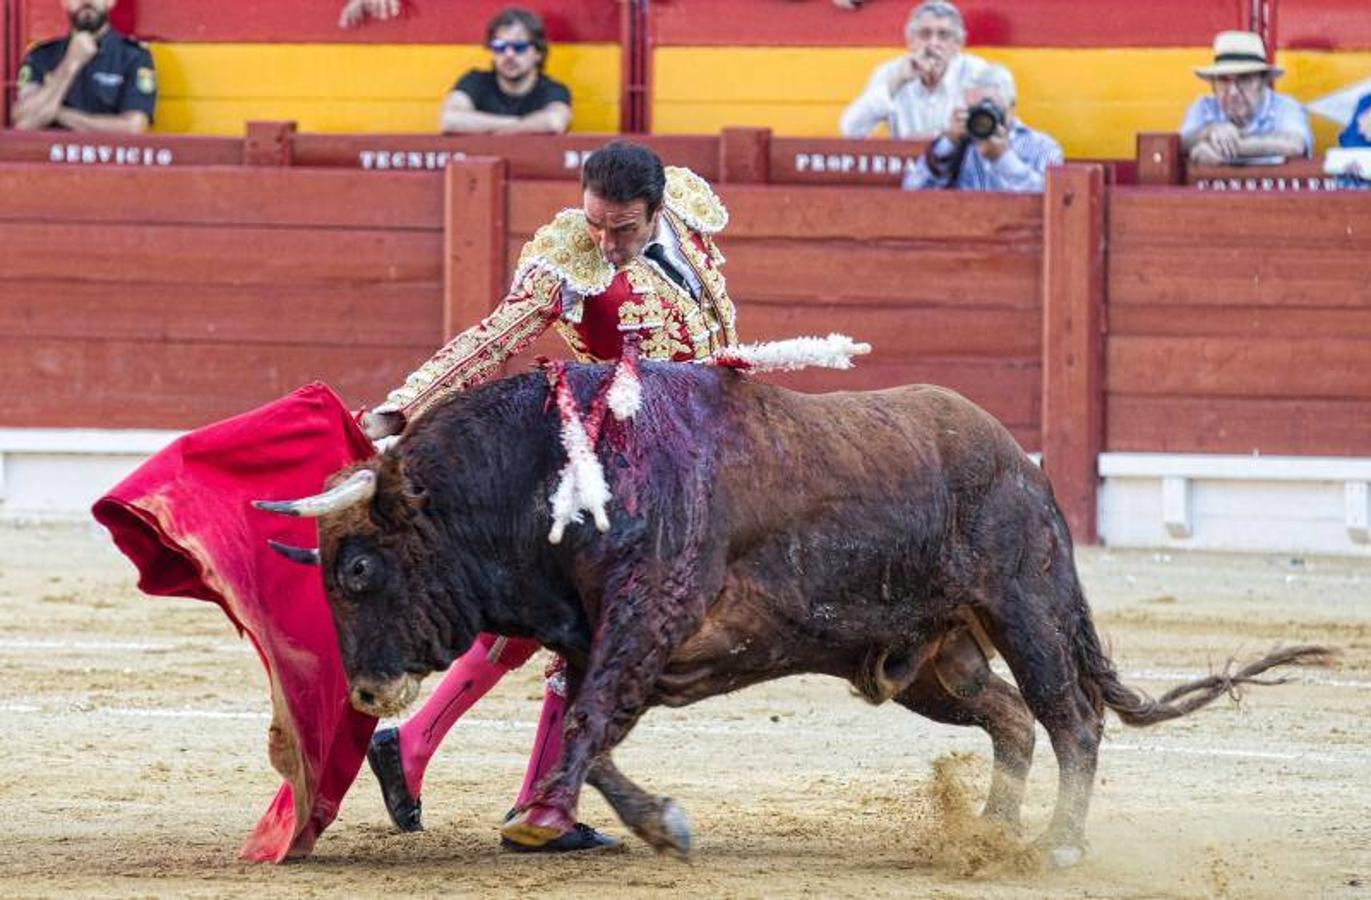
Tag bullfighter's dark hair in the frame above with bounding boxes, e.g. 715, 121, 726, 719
486, 6, 549, 71
581, 141, 667, 216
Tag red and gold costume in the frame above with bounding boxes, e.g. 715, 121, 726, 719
376, 165, 737, 425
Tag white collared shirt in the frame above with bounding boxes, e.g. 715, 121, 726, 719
642, 216, 702, 300
840, 52, 991, 140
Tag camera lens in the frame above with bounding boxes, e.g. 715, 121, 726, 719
966, 100, 1003, 140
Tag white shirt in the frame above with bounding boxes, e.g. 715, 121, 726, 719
643, 215, 702, 300
840, 52, 991, 140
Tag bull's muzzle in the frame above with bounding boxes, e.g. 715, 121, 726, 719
349, 673, 422, 718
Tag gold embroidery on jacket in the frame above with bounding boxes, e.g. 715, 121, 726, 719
513, 209, 615, 297
663, 166, 728, 235
383, 268, 561, 420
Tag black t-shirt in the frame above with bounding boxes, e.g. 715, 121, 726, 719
453, 69, 571, 118
18, 29, 157, 123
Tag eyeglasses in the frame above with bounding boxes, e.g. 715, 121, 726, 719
489, 40, 533, 55
913, 26, 959, 42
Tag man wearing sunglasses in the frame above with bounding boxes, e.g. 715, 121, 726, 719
440, 7, 571, 134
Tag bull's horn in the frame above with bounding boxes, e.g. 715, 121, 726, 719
253, 469, 377, 518
267, 540, 321, 566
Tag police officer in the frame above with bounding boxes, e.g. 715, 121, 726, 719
13, 0, 156, 133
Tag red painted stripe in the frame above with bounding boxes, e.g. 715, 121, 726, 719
649, 0, 1249, 48
1277, 0, 1371, 49
19, 0, 617, 45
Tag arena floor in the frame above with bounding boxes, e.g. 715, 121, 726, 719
0, 521, 1367, 898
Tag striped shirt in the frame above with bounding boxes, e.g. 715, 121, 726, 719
902, 122, 1063, 193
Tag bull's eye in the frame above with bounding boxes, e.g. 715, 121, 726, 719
339, 548, 384, 595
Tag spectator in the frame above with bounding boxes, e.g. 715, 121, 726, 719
839, 0, 990, 140
1181, 31, 1311, 166
439, 7, 571, 135
902, 63, 1062, 193
12, 0, 155, 133
1339, 92, 1371, 149
1335, 92, 1371, 188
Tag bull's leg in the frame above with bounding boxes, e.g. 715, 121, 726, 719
976, 586, 1103, 868
894, 626, 1036, 827
501, 565, 713, 853
586, 753, 692, 857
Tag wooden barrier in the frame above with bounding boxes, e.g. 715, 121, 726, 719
0, 126, 932, 185
0, 156, 1045, 454
0, 163, 444, 429
1042, 166, 1106, 543
4, 150, 1370, 541
1106, 188, 1371, 457
1137, 132, 1340, 189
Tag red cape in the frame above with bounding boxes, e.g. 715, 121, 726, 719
91, 383, 377, 862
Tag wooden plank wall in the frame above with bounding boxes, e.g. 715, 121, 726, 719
0, 164, 444, 429
1107, 190, 1371, 456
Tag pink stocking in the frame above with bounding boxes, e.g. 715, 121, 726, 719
396, 633, 540, 796
514, 669, 568, 809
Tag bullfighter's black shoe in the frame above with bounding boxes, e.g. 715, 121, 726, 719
367, 726, 424, 833
500, 822, 620, 853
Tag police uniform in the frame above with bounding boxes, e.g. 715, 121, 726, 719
17, 29, 156, 123
379, 165, 739, 424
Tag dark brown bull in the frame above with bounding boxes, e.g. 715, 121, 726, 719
258, 362, 1330, 867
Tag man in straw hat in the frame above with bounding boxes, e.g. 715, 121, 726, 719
1181, 30, 1311, 166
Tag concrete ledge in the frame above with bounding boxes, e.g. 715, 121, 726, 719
0, 428, 183, 521
1099, 453, 1371, 556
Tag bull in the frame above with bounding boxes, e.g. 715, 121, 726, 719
258, 362, 1329, 867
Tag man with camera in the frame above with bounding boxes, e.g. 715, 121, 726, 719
12, 0, 155, 133
840, 1, 990, 140
902, 64, 1062, 193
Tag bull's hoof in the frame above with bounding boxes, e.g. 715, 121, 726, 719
656, 800, 692, 859
1047, 845, 1084, 869
501, 804, 577, 849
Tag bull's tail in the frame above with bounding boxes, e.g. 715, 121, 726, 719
1067, 585, 1336, 727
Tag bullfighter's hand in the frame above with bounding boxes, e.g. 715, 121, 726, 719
361, 409, 404, 440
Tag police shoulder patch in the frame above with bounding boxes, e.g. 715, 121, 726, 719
17, 64, 32, 86
136, 66, 156, 95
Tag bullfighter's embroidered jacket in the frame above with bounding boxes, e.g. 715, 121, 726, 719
377, 166, 738, 424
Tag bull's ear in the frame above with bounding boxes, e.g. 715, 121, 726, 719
267, 540, 321, 566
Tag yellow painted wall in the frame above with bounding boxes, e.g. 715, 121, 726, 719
653, 46, 1371, 159
148, 43, 620, 134
1282, 50, 1371, 151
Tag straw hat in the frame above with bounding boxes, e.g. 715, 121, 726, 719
1194, 31, 1283, 79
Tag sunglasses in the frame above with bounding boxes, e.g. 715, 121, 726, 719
489, 40, 534, 55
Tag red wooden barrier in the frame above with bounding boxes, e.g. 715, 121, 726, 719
1136, 131, 1338, 190
0, 163, 444, 429
0, 129, 243, 166
1041, 165, 1106, 544
1106, 188, 1371, 456
289, 132, 722, 180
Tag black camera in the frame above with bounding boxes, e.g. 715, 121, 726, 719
965, 100, 1005, 140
